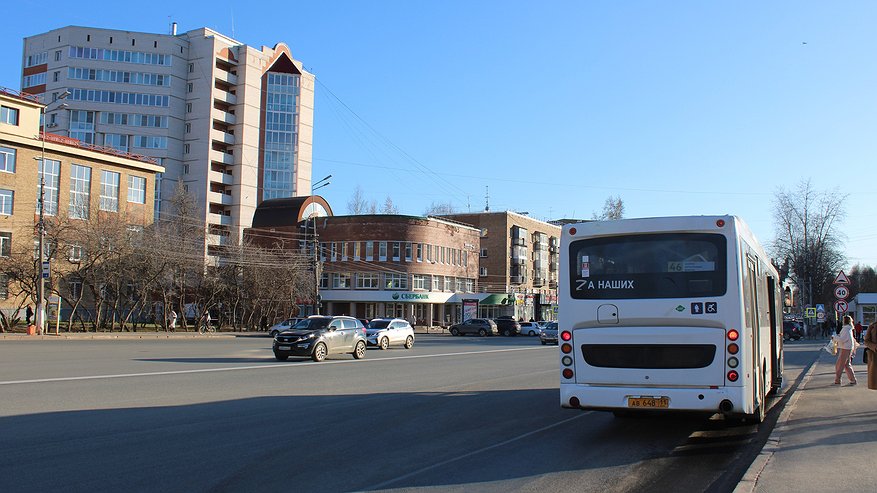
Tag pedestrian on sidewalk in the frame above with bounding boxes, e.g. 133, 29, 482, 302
863, 321, 877, 390
855, 320, 864, 342
833, 315, 858, 386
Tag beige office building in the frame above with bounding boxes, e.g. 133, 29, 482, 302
21, 25, 314, 258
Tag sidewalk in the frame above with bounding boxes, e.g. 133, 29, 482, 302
0, 330, 260, 340
736, 343, 877, 492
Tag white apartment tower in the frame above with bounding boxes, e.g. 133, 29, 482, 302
21, 25, 314, 257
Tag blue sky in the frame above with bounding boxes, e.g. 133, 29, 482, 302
3, 1, 876, 267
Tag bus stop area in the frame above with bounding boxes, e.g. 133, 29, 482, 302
736, 342, 877, 493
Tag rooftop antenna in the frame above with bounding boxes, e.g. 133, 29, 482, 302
484, 186, 490, 212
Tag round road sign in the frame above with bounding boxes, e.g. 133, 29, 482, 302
834, 285, 850, 300
834, 300, 848, 313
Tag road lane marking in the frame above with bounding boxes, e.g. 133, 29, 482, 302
0, 346, 552, 386
361, 412, 591, 491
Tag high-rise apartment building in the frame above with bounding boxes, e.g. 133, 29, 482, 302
20, 25, 314, 257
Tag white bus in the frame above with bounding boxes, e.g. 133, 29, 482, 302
558, 216, 783, 422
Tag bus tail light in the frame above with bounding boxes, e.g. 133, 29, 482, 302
727, 370, 739, 382
561, 343, 572, 354
727, 357, 739, 368
561, 331, 572, 342
562, 368, 574, 379
727, 343, 739, 354
727, 329, 739, 341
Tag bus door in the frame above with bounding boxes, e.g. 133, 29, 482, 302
745, 256, 763, 409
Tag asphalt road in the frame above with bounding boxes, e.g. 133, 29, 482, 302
0, 335, 817, 492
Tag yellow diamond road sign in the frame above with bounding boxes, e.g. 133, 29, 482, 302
805, 307, 817, 318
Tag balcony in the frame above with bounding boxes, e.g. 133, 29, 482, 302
213, 109, 236, 125
211, 128, 235, 145
208, 213, 233, 226
210, 149, 234, 165
207, 233, 231, 247
533, 277, 544, 287
214, 69, 238, 86
213, 90, 237, 106
208, 191, 233, 206
510, 276, 523, 284
209, 169, 233, 186
549, 280, 558, 289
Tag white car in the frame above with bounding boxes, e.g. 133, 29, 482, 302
365, 318, 415, 349
519, 322, 543, 336
268, 318, 305, 337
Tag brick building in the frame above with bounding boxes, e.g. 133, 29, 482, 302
0, 88, 163, 319
441, 211, 561, 321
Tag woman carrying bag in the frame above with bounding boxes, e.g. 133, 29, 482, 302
834, 315, 858, 386
863, 321, 877, 390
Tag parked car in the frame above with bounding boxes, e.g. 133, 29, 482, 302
268, 318, 306, 337
783, 320, 803, 341
272, 315, 367, 362
449, 318, 498, 337
519, 322, 542, 336
492, 318, 521, 337
540, 321, 558, 345
366, 318, 415, 349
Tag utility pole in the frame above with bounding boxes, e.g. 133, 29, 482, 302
313, 216, 321, 315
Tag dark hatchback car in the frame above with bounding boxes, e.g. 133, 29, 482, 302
492, 318, 521, 337
273, 315, 367, 362
449, 318, 498, 337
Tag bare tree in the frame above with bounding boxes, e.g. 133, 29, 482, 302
347, 186, 371, 215
382, 196, 399, 214
771, 179, 846, 309
424, 201, 457, 216
592, 196, 624, 220
849, 264, 877, 299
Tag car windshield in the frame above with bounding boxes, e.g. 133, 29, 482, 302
367, 320, 391, 329
292, 318, 331, 330
544, 323, 558, 330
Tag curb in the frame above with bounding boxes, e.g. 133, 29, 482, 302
0, 332, 262, 340
732, 352, 822, 493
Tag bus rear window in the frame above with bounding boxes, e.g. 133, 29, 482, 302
569, 233, 727, 299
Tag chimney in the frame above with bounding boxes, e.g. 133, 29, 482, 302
172, 22, 178, 35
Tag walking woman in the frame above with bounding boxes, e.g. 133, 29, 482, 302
863, 321, 877, 390
834, 315, 858, 386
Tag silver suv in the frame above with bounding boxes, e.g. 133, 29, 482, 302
273, 315, 367, 362
365, 318, 415, 350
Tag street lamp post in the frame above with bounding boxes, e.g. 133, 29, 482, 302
36, 91, 70, 335
310, 175, 331, 316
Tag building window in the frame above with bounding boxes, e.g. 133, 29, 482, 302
25, 52, 47, 67
413, 274, 428, 290
356, 273, 379, 289
405, 242, 412, 262
184, 143, 190, 154
378, 241, 387, 261
128, 175, 146, 204
261, 72, 301, 200
427, 244, 432, 262
0, 147, 15, 172
69, 278, 82, 299
444, 277, 452, 292
341, 241, 348, 261
188, 63, 194, 73
330, 242, 337, 261
185, 123, 191, 133
187, 82, 193, 93
99, 170, 120, 212
69, 110, 96, 144
0, 108, 18, 126
331, 272, 351, 289
319, 273, 329, 289
480, 248, 488, 258
365, 241, 374, 261
353, 242, 361, 260
69, 164, 91, 219
0, 273, 7, 299
0, 190, 12, 215
385, 273, 408, 290
186, 103, 192, 113
55, 50, 62, 61
432, 276, 441, 291
53, 71, 60, 82
392, 242, 401, 261
182, 165, 189, 174
0, 232, 10, 257
103, 133, 129, 152
416, 243, 422, 262
37, 159, 60, 216
479, 267, 487, 277
69, 244, 83, 262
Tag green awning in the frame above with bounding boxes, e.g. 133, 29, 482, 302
480, 294, 511, 305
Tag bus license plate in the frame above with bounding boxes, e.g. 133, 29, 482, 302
628, 396, 669, 409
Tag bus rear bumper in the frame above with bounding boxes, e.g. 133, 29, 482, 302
560, 385, 738, 413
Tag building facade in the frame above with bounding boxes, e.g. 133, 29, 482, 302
441, 211, 561, 321
0, 88, 163, 317
21, 25, 314, 258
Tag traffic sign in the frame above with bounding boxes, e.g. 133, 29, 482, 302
41, 261, 50, 279
834, 285, 850, 300
834, 270, 850, 285
834, 300, 848, 313
805, 307, 817, 318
